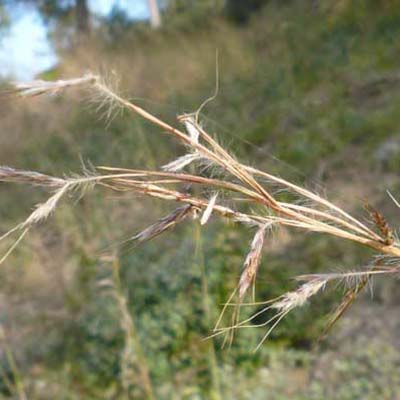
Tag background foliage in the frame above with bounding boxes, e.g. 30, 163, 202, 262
1, 0, 400, 398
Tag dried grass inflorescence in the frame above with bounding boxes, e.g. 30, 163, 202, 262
0, 166, 66, 188
238, 224, 268, 299
130, 205, 194, 244
2, 73, 400, 349
364, 202, 394, 245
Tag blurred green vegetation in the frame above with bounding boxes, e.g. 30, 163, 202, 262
1, 0, 400, 398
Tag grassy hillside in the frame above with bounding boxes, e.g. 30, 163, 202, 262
1, 1, 400, 398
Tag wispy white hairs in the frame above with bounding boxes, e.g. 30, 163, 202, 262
200, 193, 218, 225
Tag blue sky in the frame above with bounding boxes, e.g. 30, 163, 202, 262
0, 1, 150, 80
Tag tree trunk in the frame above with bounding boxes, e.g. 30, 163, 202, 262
76, 0, 90, 34
147, 0, 162, 29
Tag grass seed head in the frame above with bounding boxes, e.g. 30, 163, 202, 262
130, 205, 193, 244
238, 224, 268, 298
13, 73, 98, 97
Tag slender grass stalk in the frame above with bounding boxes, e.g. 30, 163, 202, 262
0, 327, 27, 400
193, 224, 222, 400
111, 254, 155, 400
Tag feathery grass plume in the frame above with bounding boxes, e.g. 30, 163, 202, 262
211, 278, 328, 350
252, 278, 327, 350
6, 72, 400, 348
271, 278, 327, 313
25, 184, 72, 226
0, 182, 73, 265
0, 170, 96, 264
238, 224, 268, 299
89, 73, 125, 124
214, 265, 400, 348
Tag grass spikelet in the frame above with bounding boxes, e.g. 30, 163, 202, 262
0, 184, 71, 265
365, 202, 394, 245
178, 114, 200, 144
212, 279, 327, 350
272, 278, 327, 313
252, 278, 327, 350
13, 73, 98, 97
320, 280, 367, 341
238, 224, 268, 299
0, 183, 71, 241
162, 153, 201, 172
24, 184, 71, 226
0, 166, 66, 188
0, 174, 95, 264
200, 193, 218, 225
317, 258, 389, 339
130, 205, 194, 244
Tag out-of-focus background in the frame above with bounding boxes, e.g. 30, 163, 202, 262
1, 0, 400, 398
